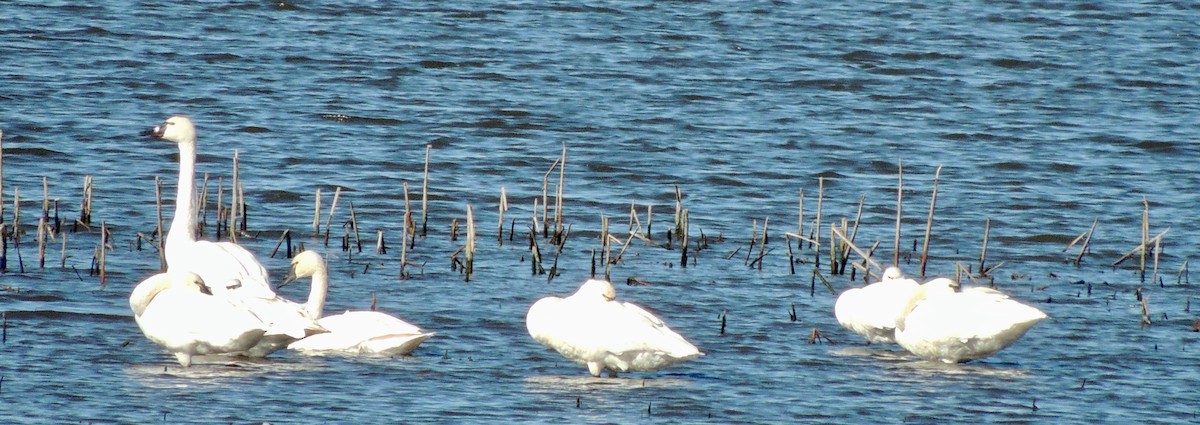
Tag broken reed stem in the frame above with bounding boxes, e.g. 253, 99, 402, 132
155, 177, 166, 270
919, 165, 941, 277
541, 159, 559, 238
498, 187, 508, 245
376, 229, 386, 255
313, 187, 322, 235
1141, 197, 1149, 277
1177, 260, 1189, 285
529, 227, 544, 275
744, 219, 758, 265
894, 161, 903, 267
601, 215, 611, 280
99, 221, 107, 287
1152, 237, 1161, 286
349, 202, 362, 253
756, 217, 767, 271
421, 144, 430, 237
270, 228, 291, 258
1140, 292, 1152, 326
464, 204, 476, 282
680, 208, 690, 268
1113, 228, 1169, 267
59, 232, 67, 269
215, 177, 224, 239
400, 209, 410, 279
37, 177, 47, 268
978, 217, 991, 274
797, 188, 804, 250
831, 225, 883, 274
229, 151, 239, 243
324, 186, 341, 246
554, 143, 566, 242
198, 173, 209, 236
1073, 218, 1099, 266
814, 177, 824, 261
79, 175, 92, 227
402, 181, 414, 246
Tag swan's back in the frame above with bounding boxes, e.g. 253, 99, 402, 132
526, 281, 702, 376
167, 240, 274, 300
288, 310, 434, 356
896, 285, 1047, 363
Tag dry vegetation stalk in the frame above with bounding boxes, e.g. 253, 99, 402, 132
554, 144, 566, 243
894, 161, 903, 267
465, 204, 476, 282
498, 187, 508, 245
979, 217, 991, 275
919, 165, 941, 277
313, 187, 322, 235
229, 151, 240, 242
154, 177, 166, 270
421, 144, 431, 237
324, 186, 341, 246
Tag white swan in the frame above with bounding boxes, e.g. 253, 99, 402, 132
145, 115, 324, 356
895, 277, 1048, 363
130, 271, 275, 366
833, 266, 921, 344
282, 251, 435, 356
526, 279, 703, 377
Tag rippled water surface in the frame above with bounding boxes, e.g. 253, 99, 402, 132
3, 1, 1200, 423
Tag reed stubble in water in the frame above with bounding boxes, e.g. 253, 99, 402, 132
919, 165, 941, 277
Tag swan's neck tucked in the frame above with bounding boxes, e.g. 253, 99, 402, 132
167, 141, 198, 255
306, 266, 329, 318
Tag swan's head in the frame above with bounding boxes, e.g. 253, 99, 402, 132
281, 250, 326, 287
574, 279, 617, 302
882, 266, 904, 281
130, 271, 209, 316
144, 114, 196, 145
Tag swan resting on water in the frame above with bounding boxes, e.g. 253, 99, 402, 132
895, 277, 1048, 363
130, 271, 282, 367
282, 251, 435, 356
833, 266, 921, 344
526, 279, 703, 377
144, 114, 324, 356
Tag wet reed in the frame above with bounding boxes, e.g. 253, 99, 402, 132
919, 165, 941, 277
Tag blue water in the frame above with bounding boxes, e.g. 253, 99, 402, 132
2, 1, 1200, 423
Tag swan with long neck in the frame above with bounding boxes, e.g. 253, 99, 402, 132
130, 271, 277, 366
143, 115, 324, 356
281, 251, 435, 356
526, 279, 703, 377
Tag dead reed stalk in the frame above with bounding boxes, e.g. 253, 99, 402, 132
498, 187, 508, 245
324, 186, 341, 246
313, 187, 322, 235
464, 204, 476, 282
79, 175, 93, 228
919, 165, 941, 277
421, 144, 431, 237
154, 177, 166, 270
229, 151, 240, 243
894, 161, 903, 267
1065, 218, 1099, 266
554, 144, 566, 243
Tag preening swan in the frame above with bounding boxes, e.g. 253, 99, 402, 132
895, 277, 1048, 363
282, 251, 435, 356
144, 115, 324, 356
526, 279, 703, 377
130, 271, 277, 366
833, 266, 921, 344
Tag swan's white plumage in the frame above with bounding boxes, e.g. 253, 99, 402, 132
895, 277, 1048, 363
526, 279, 702, 377
146, 115, 323, 356
833, 266, 921, 344
282, 251, 435, 356
129, 271, 272, 366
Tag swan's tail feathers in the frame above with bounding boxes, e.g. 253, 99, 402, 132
364, 331, 436, 356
